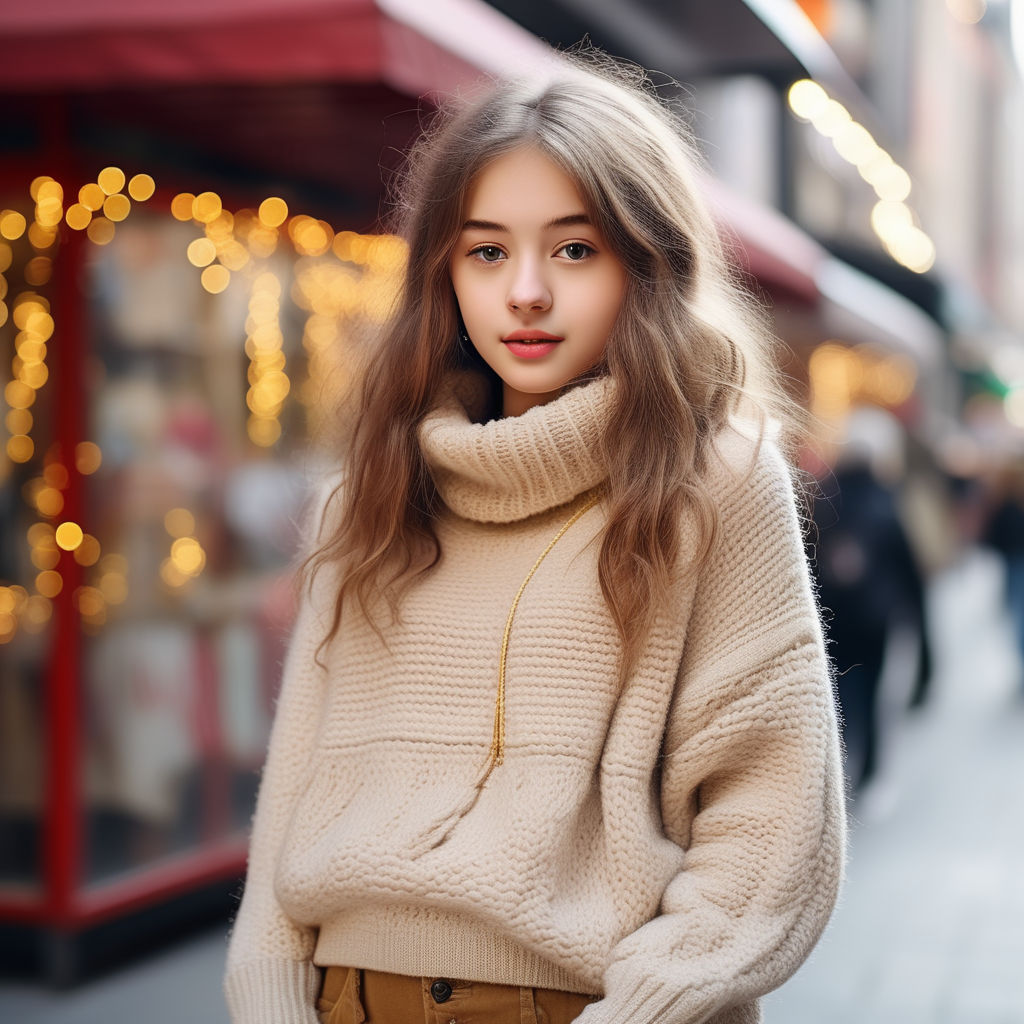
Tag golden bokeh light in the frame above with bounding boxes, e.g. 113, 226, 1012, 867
0, 242, 11, 272
19, 362, 49, 389
247, 226, 278, 258
35, 485, 64, 517
164, 507, 196, 537
97, 166, 126, 195
66, 203, 93, 230
128, 173, 156, 201
37, 180, 63, 203
79, 183, 106, 211
219, 241, 250, 271
30, 176, 54, 201
43, 463, 69, 489
17, 334, 46, 362
30, 545, 60, 570
14, 295, 48, 324
75, 586, 105, 617
28, 223, 58, 249
26, 309, 55, 339
259, 197, 288, 228
193, 191, 223, 223
73, 534, 101, 566
99, 572, 129, 604
22, 594, 53, 629
0, 210, 27, 240
7, 434, 34, 463
171, 192, 196, 221
24, 257, 52, 286
201, 264, 230, 293
205, 210, 234, 239
6, 408, 32, 435
0, 613, 16, 643
75, 441, 103, 474
187, 237, 217, 267
36, 570, 63, 599
160, 558, 190, 588
99, 553, 128, 575
27, 523, 54, 547
87, 217, 116, 246
170, 536, 205, 576
103, 194, 131, 222
247, 415, 282, 447
55, 521, 85, 551
35, 198, 63, 229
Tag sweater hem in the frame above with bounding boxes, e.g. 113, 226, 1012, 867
313, 906, 600, 995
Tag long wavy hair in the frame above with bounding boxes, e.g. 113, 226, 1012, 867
305, 52, 803, 676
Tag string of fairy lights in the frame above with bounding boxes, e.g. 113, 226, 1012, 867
0, 167, 407, 646
787, 78, 937, 274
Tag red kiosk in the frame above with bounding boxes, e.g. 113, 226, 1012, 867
0, 0, 553, 982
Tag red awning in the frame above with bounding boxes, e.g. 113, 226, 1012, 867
0, 0, 554, 97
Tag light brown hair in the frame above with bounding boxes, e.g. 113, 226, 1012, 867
306, 52, 803, 675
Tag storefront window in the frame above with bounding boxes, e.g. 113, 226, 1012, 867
79, 212, 314, 881
1, 181, 404, 890
0, 207, 55, 891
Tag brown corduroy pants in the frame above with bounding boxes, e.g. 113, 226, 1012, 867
317, 965, 599, 1024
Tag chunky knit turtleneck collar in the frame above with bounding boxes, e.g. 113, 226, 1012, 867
418, 373, 614, 523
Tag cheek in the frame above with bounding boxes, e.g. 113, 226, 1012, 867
590, 271, 627, 335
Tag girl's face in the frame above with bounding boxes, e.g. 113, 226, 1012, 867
449, 146, 628, 417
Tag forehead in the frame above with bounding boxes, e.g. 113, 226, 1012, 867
463, 146, 587, 221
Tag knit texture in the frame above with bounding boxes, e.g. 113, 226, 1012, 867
224, 375, 845, 1024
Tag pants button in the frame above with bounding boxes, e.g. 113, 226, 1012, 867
430, 979, 453, 1003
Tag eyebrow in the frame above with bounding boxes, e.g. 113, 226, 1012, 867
460, 213, 592, 232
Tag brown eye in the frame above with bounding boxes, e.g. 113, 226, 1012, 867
472, 245, 504, 262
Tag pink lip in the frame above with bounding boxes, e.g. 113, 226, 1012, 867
502, 330, 564, 342
504, 340, 559, 359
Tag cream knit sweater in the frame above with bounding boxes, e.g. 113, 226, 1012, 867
224, 374, 845, 1024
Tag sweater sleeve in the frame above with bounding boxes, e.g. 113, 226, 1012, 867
223, 474, 344, 1024
577, 435, 846, 1024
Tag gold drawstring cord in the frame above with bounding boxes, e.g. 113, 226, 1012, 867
486, 490, 601, 774
409, 489, 603, 857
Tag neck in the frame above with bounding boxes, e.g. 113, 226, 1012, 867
502, 382, 563, 418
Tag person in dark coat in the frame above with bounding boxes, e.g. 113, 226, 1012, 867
811, 410, 930, 791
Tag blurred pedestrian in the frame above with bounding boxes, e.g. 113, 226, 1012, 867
982, 460, 1024, 690
812, 407, 930, 791
224, 53, 844, 1024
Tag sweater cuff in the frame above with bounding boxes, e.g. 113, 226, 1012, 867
575, 972, 762, 1024
573, 972, 682, 1024
224, 958, 321, 1024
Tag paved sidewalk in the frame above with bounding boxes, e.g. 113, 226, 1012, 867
2, 550, 1022, 1024
764, 548, 1024, 1024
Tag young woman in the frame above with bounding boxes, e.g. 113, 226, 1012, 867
224, 54, 845, 1024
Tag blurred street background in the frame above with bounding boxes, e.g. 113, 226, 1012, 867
1, 1, 1023, 1021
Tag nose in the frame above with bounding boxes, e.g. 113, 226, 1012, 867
507, 259, 552, 313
